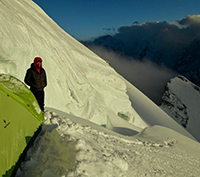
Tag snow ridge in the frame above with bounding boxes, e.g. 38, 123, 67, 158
161, 75, 200, 141
0, 0, 139, 127
16, 109, 200, 177
161, 88, 189, 128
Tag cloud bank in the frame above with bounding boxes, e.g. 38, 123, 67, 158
87, 15, 200, 70
178, 15, 200, 26
88, 46, 176, 105
83, 15, 200, 104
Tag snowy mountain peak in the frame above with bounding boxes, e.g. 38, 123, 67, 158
161, 75, 200, 141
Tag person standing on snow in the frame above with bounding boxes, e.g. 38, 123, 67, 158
24, 57, 47, 112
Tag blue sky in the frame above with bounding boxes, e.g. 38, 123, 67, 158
32, 0, 200, 40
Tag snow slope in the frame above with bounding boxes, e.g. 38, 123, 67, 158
124, 79, 195, 140
0, 0, 141, 126
0, 0, 195, 139
0, 0, 200, 176
16, 109, 200, 177
161, 75, 200, 141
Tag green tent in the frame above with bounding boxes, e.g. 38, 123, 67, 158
0, 74, 44, 177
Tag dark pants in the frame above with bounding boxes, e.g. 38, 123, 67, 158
31, 89, 45, 111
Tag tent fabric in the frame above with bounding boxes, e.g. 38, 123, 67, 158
0, 74, 44, 177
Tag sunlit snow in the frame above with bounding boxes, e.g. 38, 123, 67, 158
0, 0, 200, 176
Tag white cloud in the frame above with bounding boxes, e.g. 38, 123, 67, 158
178, 15, 200, 26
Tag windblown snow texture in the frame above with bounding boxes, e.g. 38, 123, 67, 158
16, 109, 200, 177
0, 1, 200, 176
